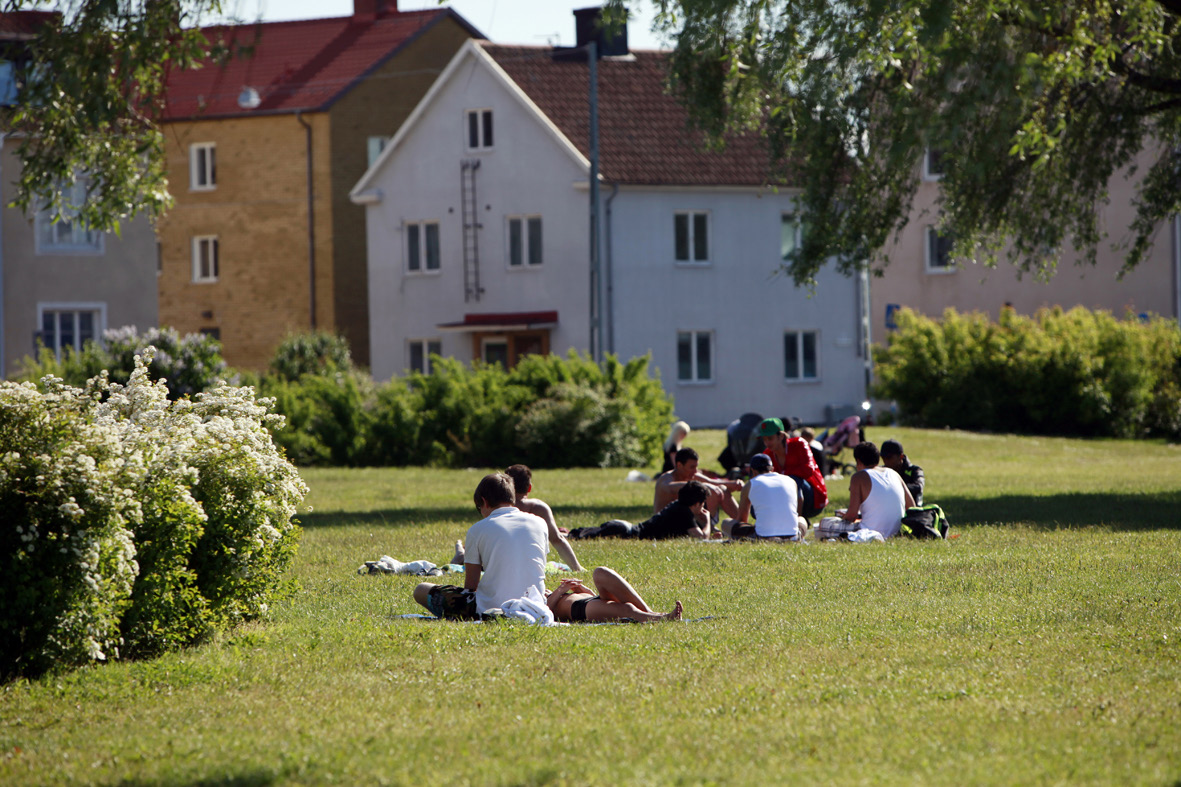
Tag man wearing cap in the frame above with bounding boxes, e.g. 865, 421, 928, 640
721, 453, 808, 541
757, 417, 829, 519
880, 439, 924, 506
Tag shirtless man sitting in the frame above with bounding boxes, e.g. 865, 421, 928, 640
653, 447, 740, 530
546, 567, 683, 623
451, 464, 584, 572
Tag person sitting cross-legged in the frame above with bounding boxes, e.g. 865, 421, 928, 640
413, 472, 548, 620
840, 441, 916, 539
721, 453, 808, 541
546, 567, 683, 623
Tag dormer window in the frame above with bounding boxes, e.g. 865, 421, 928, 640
466, 109, 493, 151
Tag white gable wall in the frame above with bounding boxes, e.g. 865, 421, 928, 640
610, 187, 867, 427
365, 49, 590, 381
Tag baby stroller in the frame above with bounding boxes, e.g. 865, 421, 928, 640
717, 412, 765, 479
817, 415, 863, 477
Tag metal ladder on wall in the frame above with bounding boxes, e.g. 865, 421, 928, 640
460, 159, 483, 302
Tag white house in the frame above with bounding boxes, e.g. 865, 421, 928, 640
352, 24, 870, 427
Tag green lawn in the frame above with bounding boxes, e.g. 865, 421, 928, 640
2, 427, 1179, 785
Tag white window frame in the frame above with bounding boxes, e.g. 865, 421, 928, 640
925, 226, 956, 274
465, 108, 493, 151
405, 220, 441, 274
36, 302, 106, 359
34, 178, 103, 255
676, 330, 713, 384
674, 210, 710, 264
506, 215, 543, 268
783, 330, 820, 382
781, 213, 803, 262
190, 142, 217, 191
407, 338, 442, 374
367, 136, 390, 168
192, 235, 220, 283
922, 147, 944, 181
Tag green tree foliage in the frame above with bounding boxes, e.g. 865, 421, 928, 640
644, 0, 1181, 285
269, 331, 355, 381
1, 1, 232, 231
874, 306, 1181, 438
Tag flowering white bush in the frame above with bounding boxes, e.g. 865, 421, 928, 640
1, 351, 306, 678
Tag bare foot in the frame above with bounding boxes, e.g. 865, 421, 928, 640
664, 600, 684, 622
451, 540, 465, 565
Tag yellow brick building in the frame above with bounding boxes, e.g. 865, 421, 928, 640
158, 2, 479, 369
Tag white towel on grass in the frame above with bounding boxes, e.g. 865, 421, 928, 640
501, 586, 561, 626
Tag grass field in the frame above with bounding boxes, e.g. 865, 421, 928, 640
2, 427, 1179, 785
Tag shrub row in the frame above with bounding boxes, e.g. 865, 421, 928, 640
0, 353, 306, 679
259, 351, 674, 469
874, 307, 1181, 438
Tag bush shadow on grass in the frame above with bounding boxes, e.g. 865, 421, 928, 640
111, 770, 276, 787
939, 491, 1181, 531
298, 504, 653, 530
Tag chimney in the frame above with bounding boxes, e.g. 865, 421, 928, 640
354, 0, 397, 22
573, 6, 628, 57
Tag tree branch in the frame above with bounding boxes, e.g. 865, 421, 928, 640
1113, 55, 1181, 96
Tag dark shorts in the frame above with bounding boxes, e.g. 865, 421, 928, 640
730, 523, 799, 541
569, 596, 599, 622
426, 584, 478, 620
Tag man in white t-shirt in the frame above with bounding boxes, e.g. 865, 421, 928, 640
413, 473, 549, 619
721, 453, 808, 541
840, 441, 915, 538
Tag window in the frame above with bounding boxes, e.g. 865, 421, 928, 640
192, 236, 219, 282
466, 108, 493, 151
784, 331, 819, 381
35, 179, 102, 254
507, 216, 542, 267
781, 214, 803, 261
37, 305, 103, 359
190, 143, 216, 190
0, 60, 16, 106
482, 338, 508, 368
406, 221, 440, 272
367, 136, 389, 167
408, 339, 442, 374
925, 226, 955, 272
923, 148, 944, 181
677, 331, 712, 382
674, 211, 709, 263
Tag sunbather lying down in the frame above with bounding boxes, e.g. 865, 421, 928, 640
546, 566, 683, 623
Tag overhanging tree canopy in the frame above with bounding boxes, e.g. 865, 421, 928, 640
640, 0, 1181, 286
1, 1, 231, 233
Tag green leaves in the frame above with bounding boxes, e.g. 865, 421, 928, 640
654, 0, 1181, 285
3, 2, 227, 231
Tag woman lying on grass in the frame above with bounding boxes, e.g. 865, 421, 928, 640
546, 567, 683, 623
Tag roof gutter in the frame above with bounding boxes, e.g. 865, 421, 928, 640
295, 110, 316, 329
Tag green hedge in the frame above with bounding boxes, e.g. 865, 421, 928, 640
1, 353, 306, 679
259, 351, 674, 469
874, 307, 1181, 438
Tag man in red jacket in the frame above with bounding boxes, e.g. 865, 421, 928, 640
756, 417, 828, 519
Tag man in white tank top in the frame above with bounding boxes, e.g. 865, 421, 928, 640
721, 453, 807, 540
839, 441, 915, 538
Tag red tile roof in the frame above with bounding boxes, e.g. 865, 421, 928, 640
162, 9, 480, 121
0, 11, 57, 38
483, 43, 789, 188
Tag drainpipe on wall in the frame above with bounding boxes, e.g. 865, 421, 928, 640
295, 111, 316, 330
0, 132, 6, 377
604, 181, 619, 355
859, 264, 873, 402
1174, 215, 1181, 329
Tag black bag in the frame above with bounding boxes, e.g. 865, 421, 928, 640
900, 504, 949, 539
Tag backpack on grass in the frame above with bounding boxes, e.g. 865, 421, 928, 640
900, 504, 949, 539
